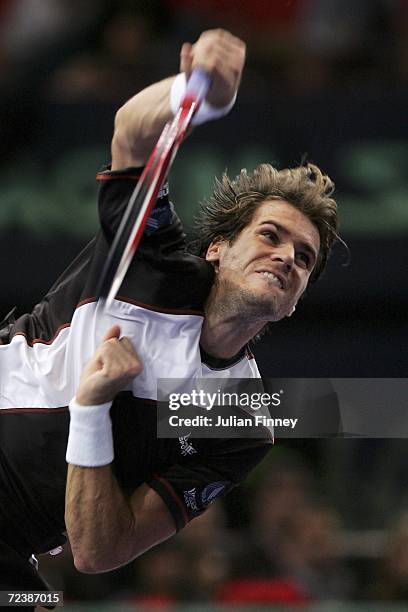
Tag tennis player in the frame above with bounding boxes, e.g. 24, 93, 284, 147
0, 28, 339, 594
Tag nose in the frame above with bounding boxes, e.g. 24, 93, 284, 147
270, 243, 295, 272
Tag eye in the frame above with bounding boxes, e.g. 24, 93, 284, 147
262, 231, 279, 244
296, 251, 311, 269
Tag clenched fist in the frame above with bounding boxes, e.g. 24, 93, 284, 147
76, 325, 142, 406
179, 29, 246, 108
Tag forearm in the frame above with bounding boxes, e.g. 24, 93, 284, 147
65, 464, 137, 573
65, 331, 175, 573
110, 29, 245, 170
111, 76, 175, 170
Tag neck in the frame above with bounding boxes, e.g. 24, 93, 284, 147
200, 284, 265, 359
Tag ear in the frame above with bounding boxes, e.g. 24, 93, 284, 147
286, 304, 296, 317
205, 238, 225, 269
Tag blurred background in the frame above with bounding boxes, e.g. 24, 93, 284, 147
0, 0, 407, 608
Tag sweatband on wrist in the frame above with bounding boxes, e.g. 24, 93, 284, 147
170, 72, 237, 125
66, 397, 114, 467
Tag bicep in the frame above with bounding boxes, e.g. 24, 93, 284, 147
129, 483, 177, 556
110, 76, 175, 171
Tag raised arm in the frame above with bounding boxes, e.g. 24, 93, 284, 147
65, 325, 175, 573
111, 29, 246, 170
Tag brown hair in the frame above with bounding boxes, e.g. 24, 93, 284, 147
192, 162, 339, 282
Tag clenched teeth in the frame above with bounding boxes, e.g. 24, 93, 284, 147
260, 271, 283, 289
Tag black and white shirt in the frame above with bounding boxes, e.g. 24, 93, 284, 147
0, 168, 272, 559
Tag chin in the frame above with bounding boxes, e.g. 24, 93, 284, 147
218, 279, 289, 321
238, 288, 281, 320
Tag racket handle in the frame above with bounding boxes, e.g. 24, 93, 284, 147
184, 68, 211, 104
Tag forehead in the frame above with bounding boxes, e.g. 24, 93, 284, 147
250, 199, 320, 252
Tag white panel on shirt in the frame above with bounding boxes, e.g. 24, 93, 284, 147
0, 300, 260, 410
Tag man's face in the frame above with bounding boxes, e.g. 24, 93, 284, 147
206, 200, 320, 323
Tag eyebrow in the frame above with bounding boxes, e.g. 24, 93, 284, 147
258, 220, 319, 264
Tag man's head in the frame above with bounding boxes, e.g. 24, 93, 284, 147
193, 163, 338, 325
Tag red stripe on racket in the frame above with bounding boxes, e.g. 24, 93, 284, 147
96, 68, 211, 309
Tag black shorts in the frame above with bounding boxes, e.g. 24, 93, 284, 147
0, 539, 53, 610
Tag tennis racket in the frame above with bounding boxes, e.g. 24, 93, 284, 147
96, 68, 211, 310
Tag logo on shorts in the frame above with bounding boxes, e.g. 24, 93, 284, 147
201, 481, 230, 506
178, 434, 197, 456
183, 487, 198, 511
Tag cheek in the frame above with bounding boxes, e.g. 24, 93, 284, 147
220, 250, 245, 273
295, 274, 310, 298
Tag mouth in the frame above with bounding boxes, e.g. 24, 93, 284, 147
256, 271, 285, 290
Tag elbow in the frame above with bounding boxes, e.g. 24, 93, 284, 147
73, 552, 112, 575
113, 106, 126, 133
71, 542, 143, 574
111, 109, 138, 170
112, 107, 126, 143
111, 114, 128, 159
69, 537, 114, 574
111, 107, 131, 152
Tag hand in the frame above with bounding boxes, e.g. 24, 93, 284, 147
76, 325, 142, 406
179, 29, 246, 108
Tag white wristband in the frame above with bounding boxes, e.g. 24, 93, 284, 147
66, 397, 114, 467
170, 72, 237, 126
